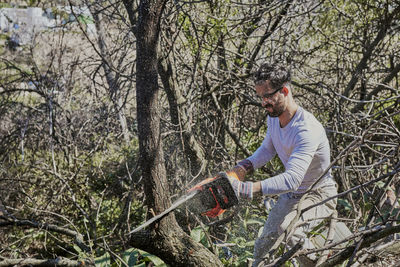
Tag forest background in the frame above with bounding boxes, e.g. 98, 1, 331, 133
0, 0, 399, 266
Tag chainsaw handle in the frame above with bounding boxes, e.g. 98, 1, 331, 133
188, 172, 239, 195
188, 177, 216, 193
188, 171, 238, 192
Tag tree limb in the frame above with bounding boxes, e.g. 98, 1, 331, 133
0, 257, 92, 267
0, 216, 89, 252
342, 4, 400, 98
318, 224, 400, 267
352, 62, 400, 112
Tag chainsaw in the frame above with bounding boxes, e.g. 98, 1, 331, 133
128, 172, 239, 234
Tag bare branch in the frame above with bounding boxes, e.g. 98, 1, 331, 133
0, 216, 89, 252
318, 224, 400, 267
0, 257, 93, 267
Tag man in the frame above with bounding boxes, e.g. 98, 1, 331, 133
227, 62, 338, 266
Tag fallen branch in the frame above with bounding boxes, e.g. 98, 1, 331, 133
0, 216, 89, 252
318, 223, 400, 267
265, 242, 302, 267
0, 257, 93, 267
263, 217, 400, 266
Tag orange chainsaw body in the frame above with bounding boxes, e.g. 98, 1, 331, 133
189, 173, 239, 217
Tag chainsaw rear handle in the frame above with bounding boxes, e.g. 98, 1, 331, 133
188, 171, 239, 192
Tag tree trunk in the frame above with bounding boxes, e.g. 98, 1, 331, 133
126, 0, 222, 265
158, 56, 206, 176
89, 4, 131, 144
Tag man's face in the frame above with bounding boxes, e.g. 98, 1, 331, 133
255, 80, 285, 117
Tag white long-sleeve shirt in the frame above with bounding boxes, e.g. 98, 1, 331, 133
248, 107, 334, 195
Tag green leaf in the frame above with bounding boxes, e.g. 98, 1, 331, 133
258, 226, 264, 237
190, 225, 210, 247
245, 218, 264, 225
363, 202, 373, 212
121, 248, 139, 266
94, 252, 111, 267
73, 244, 82, 254
233, 236, 247, 248
244, 240, 255, 247
190, 225, 209, 242
338, 198, 352, 211
138, 249, 167, 266
190, 226, 203, 242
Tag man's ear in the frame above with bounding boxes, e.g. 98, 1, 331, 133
282, 86, 289, 96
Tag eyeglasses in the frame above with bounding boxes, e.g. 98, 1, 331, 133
261, 87, 282, 100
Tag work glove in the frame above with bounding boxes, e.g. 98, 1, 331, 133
226, 171, 253, 200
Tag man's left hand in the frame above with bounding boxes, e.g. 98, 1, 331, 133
226, 171, 253, 200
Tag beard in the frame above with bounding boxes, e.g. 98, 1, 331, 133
265, 103, 285, 117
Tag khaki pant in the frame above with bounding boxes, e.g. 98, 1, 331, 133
253, 182, 337, 267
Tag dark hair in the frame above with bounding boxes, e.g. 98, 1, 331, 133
254, 63, 291, 90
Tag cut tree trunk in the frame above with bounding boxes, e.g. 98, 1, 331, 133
125, 0, 223, 265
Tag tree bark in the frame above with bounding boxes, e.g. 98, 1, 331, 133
126, 0, 222, 265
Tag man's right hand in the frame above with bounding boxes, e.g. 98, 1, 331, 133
231, 159, 254, 181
